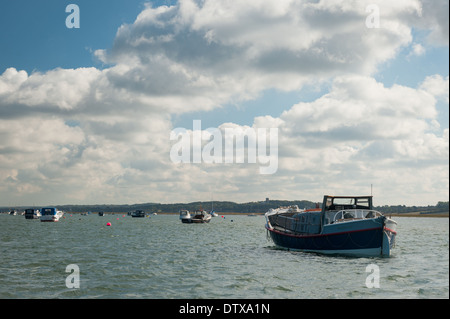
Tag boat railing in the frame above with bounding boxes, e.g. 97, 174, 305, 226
267, 210, 321, 234
329, 209, 383, 224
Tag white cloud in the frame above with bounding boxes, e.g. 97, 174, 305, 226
243, 75, 448, 204
416, 0, 449, 46
0, 67, 101, 111
420, 74, 450, 103
96, 0, 423, 108
408, 43, 426, 58
0, 0, 448, 206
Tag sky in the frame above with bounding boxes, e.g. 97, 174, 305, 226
0, 0, 448, 207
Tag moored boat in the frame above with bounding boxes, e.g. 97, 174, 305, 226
191, 210, 212, 223
180, 209, 211, 223
265, 195, 397, 257
209, 210, 218, 217
131, 210, 145, 217
24, 208, 41, 219
40, 207, 64, 222
179, 210, 192, 223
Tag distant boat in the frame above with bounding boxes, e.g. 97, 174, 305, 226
131, 210, 145, 218
9, 210, 17, 216
40, 207, 64, 222
191, 210, 212, 223
179, 210, 192, 223
180, 209, 211, 223
209, 210, 218, 217
209, 193, 218, 217
98, 211, 104, 216
265, 195, 397, 257
24, 208, 41, 219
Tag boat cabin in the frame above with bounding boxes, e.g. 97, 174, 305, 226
322, 195, 373, 212
321, 196, 375, 225
41, 207, 58, 216
24, 208, 40, 219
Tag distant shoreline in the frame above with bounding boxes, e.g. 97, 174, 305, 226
386, 212, 449, 218
2, 199, 448, 216
62, 211, 448, 217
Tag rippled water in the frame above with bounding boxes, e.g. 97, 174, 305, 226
0, 214, 448, 299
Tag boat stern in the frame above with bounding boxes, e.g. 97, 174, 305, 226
381, 217, 397, 257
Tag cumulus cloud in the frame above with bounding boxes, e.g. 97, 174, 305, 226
240, 75, 448, 204
0, 67, 101, 111
0, 0, 448, 206
96, 0, 423, 109
420, 74, 449, 103
416, 0, 449, 46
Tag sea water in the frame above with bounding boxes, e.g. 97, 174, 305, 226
0, 214, 448, 299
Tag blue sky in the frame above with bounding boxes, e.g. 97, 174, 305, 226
0, 1, 448, 206
0, 1, 150, 72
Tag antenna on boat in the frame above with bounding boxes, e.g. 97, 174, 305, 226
371, 184, 373, 196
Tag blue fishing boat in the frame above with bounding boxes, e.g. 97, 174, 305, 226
265, 195, 397, 257
40, 207, 64, 222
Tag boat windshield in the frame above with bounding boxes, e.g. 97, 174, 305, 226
328, 209, 382, 223
323, 196, 372, 211
41, 208, 56, 215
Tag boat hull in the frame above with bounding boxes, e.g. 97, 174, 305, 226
266, 218, 396, 257
191, 218, 211, 223
40, 216, 61, 222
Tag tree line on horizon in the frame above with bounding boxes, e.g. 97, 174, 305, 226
3, 200, 448, 215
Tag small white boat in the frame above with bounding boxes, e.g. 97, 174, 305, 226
180, 210, 192, 223
40, 207, 64, 222
209, 210, 218, 217
180, 209, 212, 223
191, 210, 212, 223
